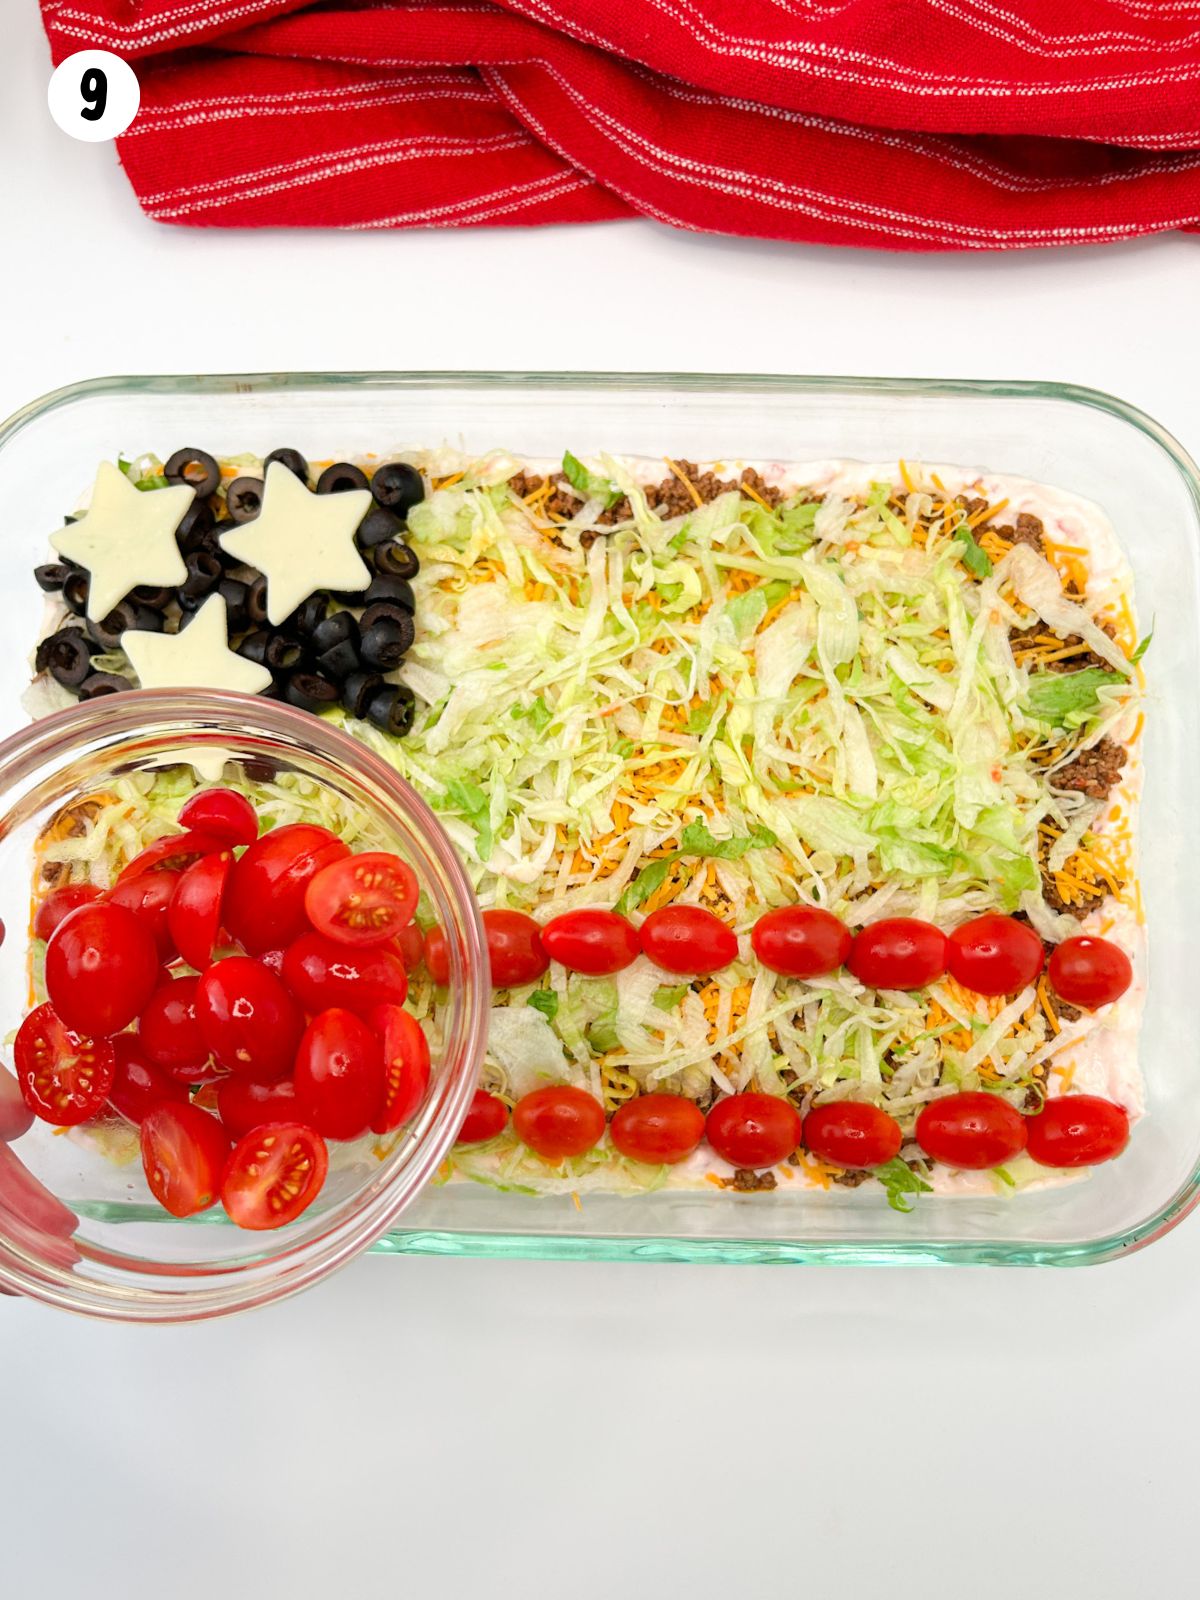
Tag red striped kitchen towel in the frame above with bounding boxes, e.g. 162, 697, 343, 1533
40, 0, 1200, 249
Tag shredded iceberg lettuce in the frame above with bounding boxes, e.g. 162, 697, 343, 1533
340, 450, 1141, 1193
43, 447, 1142, 1201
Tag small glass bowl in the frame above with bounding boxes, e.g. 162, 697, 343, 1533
0, 690, 488, 1321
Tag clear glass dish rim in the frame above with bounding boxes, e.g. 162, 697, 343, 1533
3, 368, 1197, 1270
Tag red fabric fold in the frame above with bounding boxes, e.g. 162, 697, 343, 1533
41, 0, 1200, 248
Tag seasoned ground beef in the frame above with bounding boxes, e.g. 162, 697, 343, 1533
961, 503, 1045, 556
1010, 511, 1047, 554
508, 461, 783, 533
505, 471, 578, 522
728, 1168, 778, 1192
505, 471, 539, 500
1011, 629, 1112, 673
1010, 619, 1120, 674
604, 463, 784, 527
1052, 736, 1127, 801
38, 797, 105, 886
828, 1167, 872, 1189
1041, 872, 1077, 914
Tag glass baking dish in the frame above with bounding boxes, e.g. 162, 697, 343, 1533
1, 370, 1196, 1268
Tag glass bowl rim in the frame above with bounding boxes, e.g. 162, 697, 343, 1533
0, 688, 490, 1319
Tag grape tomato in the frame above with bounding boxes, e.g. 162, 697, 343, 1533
15, 1004, 115, 1126
33, 883, 101, 943
610, 1094, 704, 1165
947, 914, 1044, 997
108, 1034, 189, 1124
293, 1008, 384, 1141
167, 849, 233, 972
513, 1085, 605, 1160
221, 1122, 328, 1230
45, 902, 159, 1039
456, 1089, 508, 1145
1047, 936, 1133, 1010
1025, 1095, 1130, 1168
484, 909, 549, 988
223, 824, 350, 955
137, 975, 210, 1076
305, 851, 419, 948
802, 1101, 902, 1169
705, 1093, 800, 1170
639, 904, 738, 977
915, 1092, 1027, 1170
107, 869, 183, 962
541, 909, 640, 976
116, 831, 227, 883
194, 956, 303, 1081
751, 906, 852, 979
178, 788, 258, 847
282, 932, 409, 1015
140, 1103, 230, 1218
216, 1075, 299, 1140
848, 918, 949, 990
367, 1004, 430, 1134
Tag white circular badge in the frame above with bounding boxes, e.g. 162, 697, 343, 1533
48, 51, 141, 143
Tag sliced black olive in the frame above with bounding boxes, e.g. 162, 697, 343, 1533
365, 683, 417, 737
370, 462, 425, 516
290, 595, 328, 638
360, 602, 414, 634
317, 640, 360, 681
316, 463, 369, 496
182, 550, 222, 599
236, 629, 270, 667
164, 448, 221, 499
131, 585, 174, 610
341, 671, 383, 719
372, 541, 420, 580
263, 447, 309, 482
360, 615, 414, 672
246, 574, 269, 626
50, 647, 93, 687
178, 587, 206, 615
265, 633, 303, 672
310, 611, 359, 654
175, 499, 217, 555
225, 477, 264, 523
79, 672, 132, 700
364, 575, 415, 613
39, 628, 99, 687
89, 602, 163, 652
218, 577, 250, 632
34, 563, 70, 593
239, 630, 302, 672
355, 506, 401, 551
241, 756, 281, 784
62, 571, 90, 616
284, 672, 340, 712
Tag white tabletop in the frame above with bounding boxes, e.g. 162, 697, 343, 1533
5, 12, 1199, 1598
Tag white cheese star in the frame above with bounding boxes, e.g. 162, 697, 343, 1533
122, 594, 272, 696
51, 460, 191, 622
218, 461, 373, 626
